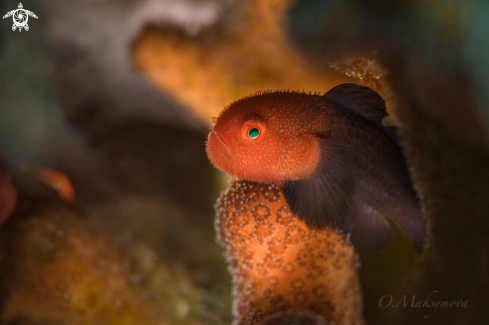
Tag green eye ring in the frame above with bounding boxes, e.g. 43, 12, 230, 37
248, 127, 260, 139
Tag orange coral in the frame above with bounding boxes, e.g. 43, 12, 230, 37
1, 206, 157, 325
215, 180, 364, 324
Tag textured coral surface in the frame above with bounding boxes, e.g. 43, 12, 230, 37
1, 203, 156, 324
215, 180, 364, 325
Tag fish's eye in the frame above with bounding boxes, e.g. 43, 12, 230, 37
248, 127, 260, 139
242, 120, 265, 141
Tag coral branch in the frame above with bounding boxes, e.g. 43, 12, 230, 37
215, 180, 364, 324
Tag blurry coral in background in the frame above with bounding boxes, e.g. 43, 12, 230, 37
1, 0, 232, 323
0, 0, 488, 324
134, 0, 351, 125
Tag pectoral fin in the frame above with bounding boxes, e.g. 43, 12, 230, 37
282, 137, 354, 230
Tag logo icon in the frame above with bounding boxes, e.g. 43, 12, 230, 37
3, 3, 38, 32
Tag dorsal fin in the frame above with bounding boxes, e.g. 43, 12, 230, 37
324, 83, 387, 127
324, 83, 402, 145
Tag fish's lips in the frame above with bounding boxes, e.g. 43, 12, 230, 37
208, 131, 232, 158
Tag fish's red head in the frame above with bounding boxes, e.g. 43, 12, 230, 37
206, 91, 326, 184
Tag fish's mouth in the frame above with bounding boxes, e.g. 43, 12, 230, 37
208, 131, 232, 157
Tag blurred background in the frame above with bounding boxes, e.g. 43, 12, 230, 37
1, 0, 488, 324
